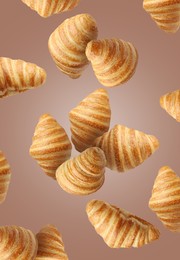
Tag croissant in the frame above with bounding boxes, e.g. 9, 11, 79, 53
29, 114, 72, 179
21, 0, 80, 18
48, 14, 98, 79
56, 147, 106, 195
0, 57, 46, 98
85, 38, 138, 87
36, 224, 68, 260
143, 0, 180, 33
149, 166, 180, 232
94, 124, 159, 172
0, 225, 37, 259
69, 88, 111, 152
160, 89, 180, 122
86, 200, 160, 248
0, 150, 11, 204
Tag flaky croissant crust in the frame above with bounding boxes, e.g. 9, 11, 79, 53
69, 88, 111, 152
86, 200, 160, 248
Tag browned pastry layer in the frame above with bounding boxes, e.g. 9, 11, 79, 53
94, 124, 159, 172
69, 88, 111, 152
86, 200, 160, 248
0, 57, 46, 98
149, 166, 180, 232
36, 224, 68, 259
0, 225, 38, 259
143, 0, 180, 33
86, 38, 138, 87
48, 14, 98, 79
21, 0, 80, 17
29, 114, 72, 179
56, 147, 106, 195
0, 150, 11, 204
160, 89, 180, 122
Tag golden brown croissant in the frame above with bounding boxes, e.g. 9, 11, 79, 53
86, 200, 160, 248
85, 38, 138, 87
94, 124, 159, 172
48, 14, 98, 79
21, 0, 80, 17
149, 166, 180, 232
143, 0, 180, 33
29, 114, 72, 179
36, 224, 68, 260
56, 147, 106, 195
0, 150, 11, 204
0, 225, 37, 259
69, 88, 111, 152
0, 57, 46, 98
160, 89, 180, 122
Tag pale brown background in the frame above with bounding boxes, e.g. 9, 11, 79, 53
0, 0, 179, 259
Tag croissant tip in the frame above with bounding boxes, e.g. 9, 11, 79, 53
29, 147, 33, 156
96, 88, 108, 94
39, 113, 52, 119
86, 199, 97, 212
113, 124, 120, 129
88, 146, 106, 159
148, 200, 153, 210
159, 165, 171, 173
38, 224, 56, 232
80, 13, 98, 29
86, 40, 102, 60
159, 96, 164, 107
80, 13, 96, 20
0, 197, 5, 204
149, 226, 160, 241
149, 135, 160, 151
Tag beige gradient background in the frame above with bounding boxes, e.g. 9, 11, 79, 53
0, 0, 179, 259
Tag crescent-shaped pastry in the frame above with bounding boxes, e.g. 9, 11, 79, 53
48, 13, 98, 79
29, 114, 72, 179
36, 225, 68, 259
86, 200, 160, 248
160, 89, 180, 122
0, 57, 46, 98
56, 147, 106, 195
0, 225, 37, 259
149, 166, 180, 232
69, 88, 111, 152
143, 0, 180, 33
0, 150, 11, 204
21, 0, 80, 18
85, 38, 138, 87
94, 124, 159, 172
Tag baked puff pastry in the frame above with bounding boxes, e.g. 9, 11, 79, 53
0, 150, 11, 204
48, 14, 98, 79
160, 89, 180, 122
0, 57, 46, 98
85, 38, 138, 87
94, 124, 159, 172
69, 88, 111, 152
149, 166, 180, 232
0, 225, 37, 259
56, 147, 106, 195
21, 0, 80, 18
143, 0, 180, 33
86, 200, 160, 248
36, 225, 68, 260
29, 114, 72, 179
